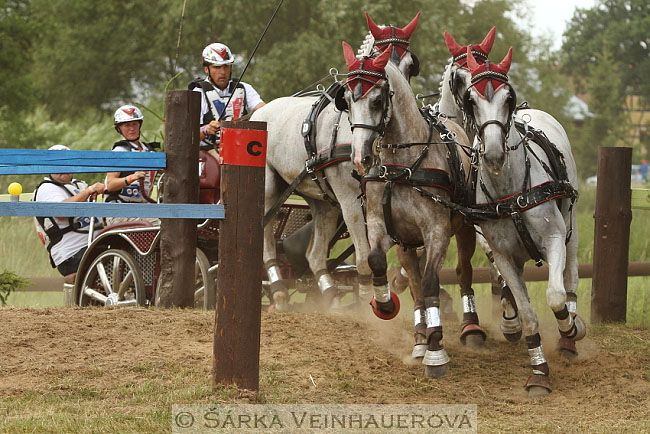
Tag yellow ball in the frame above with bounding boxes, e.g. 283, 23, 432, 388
8, 182, 23, 196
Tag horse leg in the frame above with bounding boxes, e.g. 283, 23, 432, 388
304, 199, 342, 310
500, 284, 522, 342
338, 197, 373, 304
396, 248, 427, 359
494, 253, 551, 398
477, 231, 504, 321
454, 219, 486, 348
262, 168, 291, 311
420, 241, 451, 378
546, 232, 585, 360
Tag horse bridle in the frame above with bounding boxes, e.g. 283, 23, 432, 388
462, 68, 517, 153
344, 71, 392, 136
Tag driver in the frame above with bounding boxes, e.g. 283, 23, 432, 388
189, 42, 265, 158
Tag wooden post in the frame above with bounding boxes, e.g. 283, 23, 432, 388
591, 147, 632, 323
158, 91, 201, 307
213, 120, 267, 391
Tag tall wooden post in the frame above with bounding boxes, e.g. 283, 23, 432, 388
158, 91, 201, 307
213, 120, 267, 391
591, 147, 632, 323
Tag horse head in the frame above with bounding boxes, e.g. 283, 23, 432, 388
441, 27, 496, 118
464, 46, 515, 173
341, 41, 393, 174
365, 12, 421, 81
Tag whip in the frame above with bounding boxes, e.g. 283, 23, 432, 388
218, 0, 284, 121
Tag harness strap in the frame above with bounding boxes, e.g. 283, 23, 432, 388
511, 212, 545, 267
382, 182, 422, 249
263, 168, 310, 227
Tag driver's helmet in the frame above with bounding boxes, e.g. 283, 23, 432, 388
202, 43, 234, 66
113, 104, 144, 125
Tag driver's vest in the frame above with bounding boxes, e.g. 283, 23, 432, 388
189, 79, 248, 123
32, 178, 102, 267
104, 140, 158, 203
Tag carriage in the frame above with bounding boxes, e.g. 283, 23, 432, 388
69, 150, 359, 310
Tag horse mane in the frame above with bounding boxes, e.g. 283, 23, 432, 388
357, 31, 376, 59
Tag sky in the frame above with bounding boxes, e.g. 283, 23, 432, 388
528, 0, 597, 50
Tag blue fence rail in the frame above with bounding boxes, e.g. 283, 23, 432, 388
0, 149, 223, 220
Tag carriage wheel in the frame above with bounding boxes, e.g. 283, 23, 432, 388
194, 248, 216, 309
78, 249, 146, 307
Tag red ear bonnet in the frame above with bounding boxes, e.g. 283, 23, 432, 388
445, 26, 496, 67
466, 46, 512, 98
365, 12, 419, 62
342, 42, 391, 100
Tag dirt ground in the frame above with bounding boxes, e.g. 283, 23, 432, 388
1, 306, 649, 433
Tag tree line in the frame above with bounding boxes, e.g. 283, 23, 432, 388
1, 0, 647, 179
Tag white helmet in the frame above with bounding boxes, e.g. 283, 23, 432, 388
114, 104, 144, 125
48, 145, 70, 151
202, 42, 234, 66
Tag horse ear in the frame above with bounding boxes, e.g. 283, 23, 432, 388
342, 41, 357, 70
401, 12, 420, 39
479, 26, 496, 55
365, 12, 382, 38
497, 47, 513, 73
466, 47, 480, 71
444, 30, 462, 56
372, 44, 392, 70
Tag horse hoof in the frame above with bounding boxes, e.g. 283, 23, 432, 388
387, 267, 408, 294
411, 344, 427, 359
272, 290, 289, 311
460, 324, 487, 347
524, 374, 552, 398
558, 337, 578, 360
527, 385, 551, 399
572, 314, 587, 341
464, 333, 486, 349
369, 292, 401, 320
425, 363, 449, 378
320, 288, 338, 311
503, 331, 522, 342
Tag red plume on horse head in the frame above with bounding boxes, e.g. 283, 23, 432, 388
444, 27, 496, 65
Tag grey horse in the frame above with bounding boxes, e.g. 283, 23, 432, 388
463, 47, 586, 397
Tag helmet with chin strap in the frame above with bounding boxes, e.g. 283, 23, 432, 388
114, 104, 144, 125
202, 42, 234, 66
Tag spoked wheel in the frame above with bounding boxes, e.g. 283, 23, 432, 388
194, 248, 216, 309
78, 249, 146, 307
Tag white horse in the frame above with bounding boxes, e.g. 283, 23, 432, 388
341, 41, 482, 376
463, 47, 586, 397
439, 27, 523, 341
250, 13, 421, 311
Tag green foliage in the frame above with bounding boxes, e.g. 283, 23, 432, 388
0, 269, 28, 305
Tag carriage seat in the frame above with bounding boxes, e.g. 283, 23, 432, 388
95, 220, 155, 237
199, 150, 221, 204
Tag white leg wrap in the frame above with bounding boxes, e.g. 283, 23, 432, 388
267, 265, 282, 284
462, 294, 477, 313
500, 315, 522, 335
373, 284, 390, 303
358, 282, 372, 301
317, 273, 336, 293
528, 345, 547, 367
414, 308, 423, 327
425, 306, 441, 328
